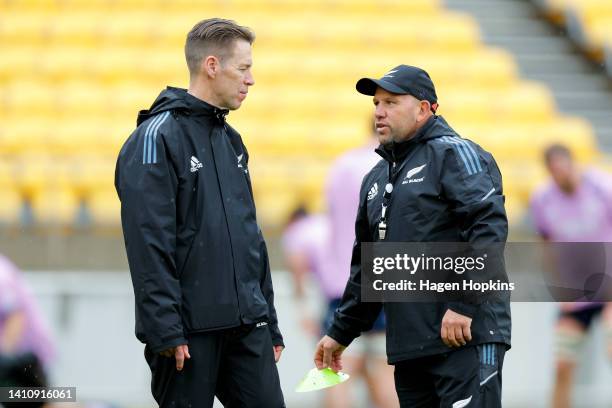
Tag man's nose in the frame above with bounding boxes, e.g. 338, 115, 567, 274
245, 72, 255, 86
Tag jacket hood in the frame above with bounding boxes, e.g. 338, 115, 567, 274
376, 115, 457, 163
137, 86, 229, 126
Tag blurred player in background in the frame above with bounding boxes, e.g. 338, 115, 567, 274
282, 205, 331, 338
282, 205, 397, 408
325, 129, 398, 408
530, 144, 612, 408
282, 128, 398, 408
0, 254, 54, 408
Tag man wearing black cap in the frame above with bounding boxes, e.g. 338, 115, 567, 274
313, 65, 511, 407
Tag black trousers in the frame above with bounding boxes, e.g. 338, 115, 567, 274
144, 324, 285, 408
394, 343, 505, 408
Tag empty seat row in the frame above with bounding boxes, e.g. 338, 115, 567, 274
0, 0, 441, 13
0, 11, 477, 50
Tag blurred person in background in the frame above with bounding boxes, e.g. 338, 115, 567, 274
282, 203, 397, 408
325, 128, 398, 408
0, 254, 54, 408
115, 18, 284, 407
530, 144, 612, 408
282, 205, 328, 337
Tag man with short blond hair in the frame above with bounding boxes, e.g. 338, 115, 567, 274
116, 18, 285, 407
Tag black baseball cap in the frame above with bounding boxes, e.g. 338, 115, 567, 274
356, 65, 438, 111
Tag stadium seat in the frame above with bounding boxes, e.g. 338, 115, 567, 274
0, 161, 22, 224
442, 82, 555, 124
564, 1, 612, 59
12, 155, 71, 198
87, 188, 120, 226
536, 0, 612, 61
533, 0, 576, 23
0, 12, 48, 45
498, 161, 549, 204
70, 158, 116, 196
0, 188, 23, 224
30, 187, 80, 225
3, 81, 57, 117
0, 119, 54, 155
0, 47, 39, 81
56, 82, 109, 116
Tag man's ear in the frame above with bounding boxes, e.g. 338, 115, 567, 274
421, 100, 431, 115
417, 100, 431, 121
203, 55, 220, 78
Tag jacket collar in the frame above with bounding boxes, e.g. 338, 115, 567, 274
137, 87, 229, 126
183, 89, 229, 120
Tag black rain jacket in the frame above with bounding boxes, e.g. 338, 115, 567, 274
327, 115, 511, 363
115, 87, 283, 353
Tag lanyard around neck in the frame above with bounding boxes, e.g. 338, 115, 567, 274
377, 147, 419, 240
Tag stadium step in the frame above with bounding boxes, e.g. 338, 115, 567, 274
553, 92, 612, 112
444, 0, 612, 153
443, 0, 534, 19
512, 54, 595, 75
491, 36, 574, 54
528, 73, 612, 93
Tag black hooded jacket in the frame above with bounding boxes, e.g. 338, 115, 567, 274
115, 87, 283, 353
327, 115, 511, 363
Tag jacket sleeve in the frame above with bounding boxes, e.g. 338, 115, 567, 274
439, 141, 508, 317
115, 127, 186, 353
259, 237, 284, 347
326, 176, 383, 347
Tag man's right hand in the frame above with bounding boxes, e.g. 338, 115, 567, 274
159, 344, 191, 371
314, 335, 346, 372
441, 309, 472, 347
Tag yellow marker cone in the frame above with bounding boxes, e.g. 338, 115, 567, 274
295, 368, 350, 392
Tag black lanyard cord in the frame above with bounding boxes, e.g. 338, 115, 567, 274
377, 145, 420, 240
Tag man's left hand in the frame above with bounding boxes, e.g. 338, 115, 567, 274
273, 345, 284, 363
441, 309, 472, 347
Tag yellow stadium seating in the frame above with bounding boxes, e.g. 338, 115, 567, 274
0, 49, 36, 82
11, 155, 70, 199
0, 189, 23, 224
0, 0, 603, 228
441, 81, 556, 124
454, 117, 596, 164
0, 119, 54, 155
568, 1, 612, 59
87, 188, 120, 226
0, 162, 22, 224
538, 0, 612, 60
535, 0, 576, 23
3, 82, 57, 117
30, 187, 80, 225
70, 158, 116, 196
0, 12, 48, 45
